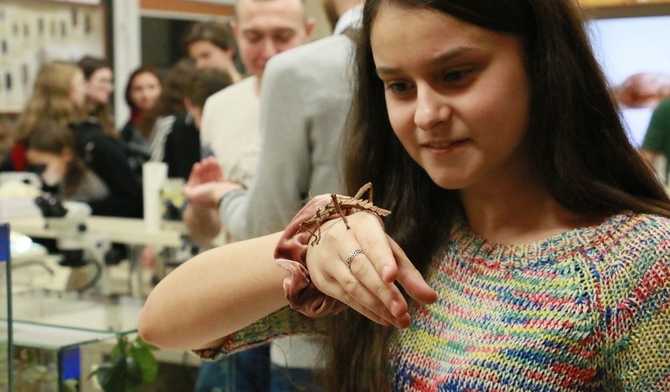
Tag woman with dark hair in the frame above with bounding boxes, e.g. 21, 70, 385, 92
77, 55, 115, 137
119, 65, 163, 181
138, 59, 197, 163
140, 0, 670, 390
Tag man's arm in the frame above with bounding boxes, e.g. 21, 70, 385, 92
183, 203, 223, 245
182, 93, 221, 244
219, 53, 313, 240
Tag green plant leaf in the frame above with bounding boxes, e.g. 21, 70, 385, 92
114, 335, 130, 356
130, 346, 158, 383
125, 356, 144, 387
88, 334, 159, 391
93, 357, 127, 392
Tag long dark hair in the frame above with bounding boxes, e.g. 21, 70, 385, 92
138, 59, 196, 138
77, 56, 116, 137
328, 0, 670, 390
124, 64, 163, 138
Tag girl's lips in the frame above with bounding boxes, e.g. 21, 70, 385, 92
422, 139, 470, 152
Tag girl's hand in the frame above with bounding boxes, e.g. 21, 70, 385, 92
305, 212, 437, 328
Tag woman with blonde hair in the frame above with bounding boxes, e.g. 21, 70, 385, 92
18, 61, 88, 139
6, 61, 87, 172
16, 60, 142, 217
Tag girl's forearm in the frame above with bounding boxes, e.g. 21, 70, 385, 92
139, 231, 288, 350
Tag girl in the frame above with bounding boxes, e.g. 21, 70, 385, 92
119, 65, 163, 182
140, 0, 670, 390
19, 61, 142, 217
24, 121, 109, 204
77, 56, 116, 137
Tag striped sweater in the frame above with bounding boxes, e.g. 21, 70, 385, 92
196, 211, 670, 391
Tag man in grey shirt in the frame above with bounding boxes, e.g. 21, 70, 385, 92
181, 1, 363, 389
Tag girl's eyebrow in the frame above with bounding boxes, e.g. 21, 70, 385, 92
376, 46, 476, 77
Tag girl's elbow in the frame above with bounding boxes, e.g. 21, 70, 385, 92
137, 311, 162, 347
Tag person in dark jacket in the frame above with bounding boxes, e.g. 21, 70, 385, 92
18, 61, 142, 218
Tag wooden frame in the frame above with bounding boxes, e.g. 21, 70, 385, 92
0, 0, 107, 113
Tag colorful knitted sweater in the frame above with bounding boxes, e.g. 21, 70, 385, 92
196, 211, 670, 391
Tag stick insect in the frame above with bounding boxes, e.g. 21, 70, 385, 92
300, 182, 391, 245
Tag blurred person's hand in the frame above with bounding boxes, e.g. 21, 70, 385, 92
182, 156, 243, 208
615, 72, 670, 108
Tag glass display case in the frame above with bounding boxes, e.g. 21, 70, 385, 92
5, 222, 201, 391
2, 226, 146, 392
1, 223, 12, 391
11, 322, 115, 392
9, 292, 144, 392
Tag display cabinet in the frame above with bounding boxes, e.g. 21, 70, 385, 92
1, 276, 145, 392
11, 322, 115, 392
4, 225, 201, 391
9, 292, 144, 392
0, 223, 12, 391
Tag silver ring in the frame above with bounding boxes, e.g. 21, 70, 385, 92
345, 249, 364, 269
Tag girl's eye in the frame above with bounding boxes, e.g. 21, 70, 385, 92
443, 69, 473, 83
386, 82, 412, 94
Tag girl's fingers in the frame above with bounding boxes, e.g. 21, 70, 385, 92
306, 212, 433, 328
324, 215, 409, 322
307, 218, 402, 325
327, 269, 403, 327
389, 237, 438, 304
337, 250, 408, 324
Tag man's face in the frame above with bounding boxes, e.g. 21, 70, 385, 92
188, 40, 236, 72
232, 0, 314, 80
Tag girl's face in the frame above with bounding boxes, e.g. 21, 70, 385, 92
129, 72, 162, 112
371, 4, 531, 191
25, 148, 70, 187
70, 71, 88, 109
86, 67, 114, 105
